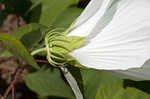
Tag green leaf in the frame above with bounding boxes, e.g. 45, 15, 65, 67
25, 66, 75, 99
112, 87, 150, 99
27, 0, 42, 13
38, 0, 79, 26
79, 69, 150, 99
0, 33, 39, 69
0, 50, 12, 57
80, 69, 122, 99
53, 6, 83, 29
13, 23, 47, 50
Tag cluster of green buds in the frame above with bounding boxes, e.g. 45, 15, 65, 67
45, 29, 71, 67
30, 27, 86, 68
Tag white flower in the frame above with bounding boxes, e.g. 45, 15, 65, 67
68, 0, 150, 81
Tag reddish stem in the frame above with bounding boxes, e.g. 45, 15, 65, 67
12, 86, 15, 99
2, 67, 25, 99
2, 59, 48, 99
36, 59, 49, 64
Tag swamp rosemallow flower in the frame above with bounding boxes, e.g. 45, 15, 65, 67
68, 0, 150, 81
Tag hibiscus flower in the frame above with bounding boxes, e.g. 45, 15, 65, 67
68, 0, 150, 81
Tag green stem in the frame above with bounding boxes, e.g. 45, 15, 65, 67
31, 48, 47, 56
60, 67, 83, 99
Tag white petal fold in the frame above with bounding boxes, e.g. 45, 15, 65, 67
109, 59, 150, 81
70, 0, 150, 71
68, 0, 113, 36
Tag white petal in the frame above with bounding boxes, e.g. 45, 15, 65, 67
70, 0, 150, 70
73, 0, 103, 27
109, 59, 150, 81
68, 0, 113, 36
